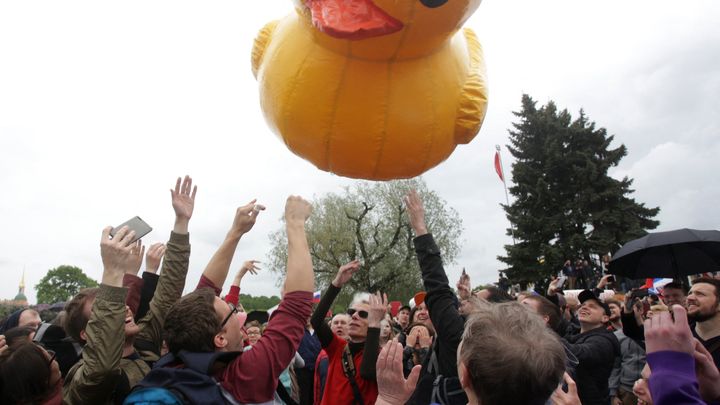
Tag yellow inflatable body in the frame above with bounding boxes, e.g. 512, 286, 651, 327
252, 0, 488, 180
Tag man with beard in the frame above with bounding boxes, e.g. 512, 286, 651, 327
687, 277, 720, 369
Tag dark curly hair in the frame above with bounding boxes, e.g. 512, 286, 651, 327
163, 288, 222, 354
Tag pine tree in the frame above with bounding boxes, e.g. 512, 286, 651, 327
499, 95, 660, 286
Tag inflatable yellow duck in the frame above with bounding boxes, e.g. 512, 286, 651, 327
252, 0, 487, 180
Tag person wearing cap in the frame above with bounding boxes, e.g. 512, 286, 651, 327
394, 305, 411, 334
561, 289, 621, 405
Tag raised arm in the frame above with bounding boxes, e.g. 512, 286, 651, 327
224, 260, 260, 307
283, 196, 313, 294
63, 226, 136, 404
135, 176, 195, 358
360, 291, 387, 380
200, 200, 265, 290
311, 260, 361, 347
223, 196, 315, 404
404, 190, 465, 375
134, 243, 165, 321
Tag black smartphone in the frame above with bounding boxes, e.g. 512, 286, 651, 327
632, 288, 649, 298
607, 275, 615, 283
110, 216, 152, 243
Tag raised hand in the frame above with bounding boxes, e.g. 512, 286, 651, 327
644, 305, 694, 355
171, 175, 197, 221
239, 260, 261, 277
284, 195, 312, 224
368, 292, 389, 328
375, 340, 422, 405
457, 269, 471, 300
127, 240, 145, 275
145, 243, 166, 274
101, 226, 138, 286
230, 199, 266, 238
332, 260, 361, 288
404, 189, 427, 236
170, 175, 197, 234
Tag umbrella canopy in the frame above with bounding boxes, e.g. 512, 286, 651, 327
608, 228, 720, 279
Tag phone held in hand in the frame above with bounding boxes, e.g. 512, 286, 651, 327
110, 216, 152, 243
607, 275, 615, 283
556, 276, 567, 288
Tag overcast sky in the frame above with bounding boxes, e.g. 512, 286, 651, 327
1, 1, 718, 304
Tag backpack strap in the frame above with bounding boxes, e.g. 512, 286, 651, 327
341, 344, 365, 405
33, 323, 51, 342
276, 380, 299, 405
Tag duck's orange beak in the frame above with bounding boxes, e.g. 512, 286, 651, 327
306, 0, 403, 40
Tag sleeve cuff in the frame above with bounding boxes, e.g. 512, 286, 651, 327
413, 233, 440, 253
169, 231, 190, 245
98, 284, 129, 303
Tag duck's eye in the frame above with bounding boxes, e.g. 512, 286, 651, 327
420, 0, 448, 7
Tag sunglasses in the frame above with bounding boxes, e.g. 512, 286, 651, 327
221, 303, 239, 329
346, 308, 368, 319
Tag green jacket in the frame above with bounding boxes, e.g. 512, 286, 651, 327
63, 231, 191, 404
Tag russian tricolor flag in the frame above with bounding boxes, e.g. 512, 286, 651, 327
644, 278, 673, 295
313, 291, 322, 303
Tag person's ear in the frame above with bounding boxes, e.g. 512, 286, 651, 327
458, 362, 471, 389
214, 332, 228, 350
80, 329, 88, 343
602, 314, 610, 324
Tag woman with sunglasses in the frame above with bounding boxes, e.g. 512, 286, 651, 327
0, 341, 63, 404
310, 260, 388, 405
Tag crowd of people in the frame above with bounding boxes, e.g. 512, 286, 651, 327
0, 175, 719, 405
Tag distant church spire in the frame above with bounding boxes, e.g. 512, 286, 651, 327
19, 269, 25, 293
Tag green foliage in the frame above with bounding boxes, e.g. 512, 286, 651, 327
268, 178, 463, 305
0, 304, 23, 320
238, 294, 281, 312
35, 265, 98, 304
499, 95, 660, 286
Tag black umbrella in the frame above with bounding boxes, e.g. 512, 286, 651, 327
607, 228, 720, 279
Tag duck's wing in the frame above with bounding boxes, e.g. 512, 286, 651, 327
454, 27, 489, 144
251, 20, 279, 79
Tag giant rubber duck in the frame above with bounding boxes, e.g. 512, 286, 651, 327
252, 0, 487, 180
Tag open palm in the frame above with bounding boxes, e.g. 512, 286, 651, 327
171, 175, 197, 220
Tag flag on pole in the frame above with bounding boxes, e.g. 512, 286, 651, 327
494, 150, 504, 182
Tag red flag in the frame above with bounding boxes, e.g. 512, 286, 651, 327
494, 151, 504, 182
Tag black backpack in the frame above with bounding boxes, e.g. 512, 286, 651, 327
124, 350, 242, 405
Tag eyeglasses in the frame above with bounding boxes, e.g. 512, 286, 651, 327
46, 349, 57, 366
347, 308, 368, 319
220, 303, 239, 329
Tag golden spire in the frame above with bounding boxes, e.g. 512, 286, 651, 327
19, 269, 25, 291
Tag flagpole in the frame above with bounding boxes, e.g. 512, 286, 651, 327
496, 145, 516, 245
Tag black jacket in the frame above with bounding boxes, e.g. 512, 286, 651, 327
562, 326, 620, 405
406, 234, 467, 405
